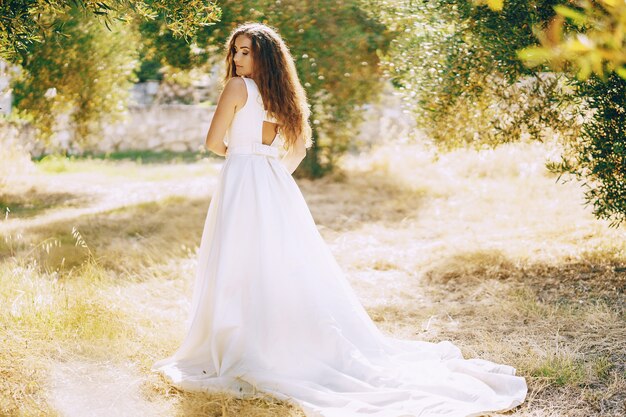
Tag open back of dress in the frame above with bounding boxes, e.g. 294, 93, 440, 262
152, 76, 527, 417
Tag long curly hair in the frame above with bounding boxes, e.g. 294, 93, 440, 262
223, 22, 313, 151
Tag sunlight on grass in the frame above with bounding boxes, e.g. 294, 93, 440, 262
35, 153, 217, 181
0, 257, 133, 416
1, 140, 624, 416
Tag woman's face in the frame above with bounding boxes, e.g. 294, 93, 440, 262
233, 35, 254, 78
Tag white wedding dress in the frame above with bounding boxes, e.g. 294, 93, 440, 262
152, 77, 527, 416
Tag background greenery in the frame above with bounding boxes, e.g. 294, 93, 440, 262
1, 0, 624, 225
369, 0, 625, 227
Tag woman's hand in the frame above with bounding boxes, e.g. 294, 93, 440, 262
280, 137, 307, 175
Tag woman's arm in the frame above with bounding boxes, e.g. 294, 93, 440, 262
280, 135, 307, 175
205, 77, 246, 157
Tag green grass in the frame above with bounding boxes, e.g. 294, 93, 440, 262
33, 152, 217, 181
34, 150, 210, 168
531, 355, 587, 387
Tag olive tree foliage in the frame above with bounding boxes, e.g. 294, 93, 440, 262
10, 6, 141, 146
547, 74, 626, 227
2, 1, 220, 148
515, 0, 626, 226
365, 0, 582, 150
484, 0, 625, 226
515, 0, 626, 81
0, 0, 221, 63
480, 0, 626, 228
369, 0, 625, 227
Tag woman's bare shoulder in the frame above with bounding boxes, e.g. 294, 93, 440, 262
223, 77, 246, 95
220, 77, 247, 107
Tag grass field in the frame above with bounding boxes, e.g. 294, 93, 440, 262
1, 141, 624, 416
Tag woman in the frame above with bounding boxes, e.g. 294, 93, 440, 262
152, 22, 528, 417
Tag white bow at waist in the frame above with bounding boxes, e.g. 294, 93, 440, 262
227, 143, 279, 159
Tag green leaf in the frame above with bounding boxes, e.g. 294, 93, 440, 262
487, 0, 504, 11
615, 66, 626, 80
517, 47, 552, 66
577, 59, 592, 80
553, 5, 587, 26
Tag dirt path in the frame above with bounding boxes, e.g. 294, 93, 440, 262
3, 161, 221, 234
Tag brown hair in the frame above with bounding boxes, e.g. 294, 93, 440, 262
223, 22, 313, 151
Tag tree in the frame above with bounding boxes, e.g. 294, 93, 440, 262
496, 0, 626, 228
369, 0, 576, 149
547, 74, 626, 227
0, 0, 221, 63
513, 0, 626, 81
3, 0, 222, 149
371, 0, 625, 226
11, 5, 141, 146
3, 0, 392, 179
476, 0, 626, 225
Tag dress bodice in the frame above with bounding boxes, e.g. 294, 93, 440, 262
225, 76, 281, 152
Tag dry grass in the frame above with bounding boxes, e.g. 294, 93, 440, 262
0, 140, 624, 416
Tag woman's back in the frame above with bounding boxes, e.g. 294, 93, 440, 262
225, 76, 281, 150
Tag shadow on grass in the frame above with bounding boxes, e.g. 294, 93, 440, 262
3, 194, 212, 273
422, 248, 626, 305
4, 168, 430, 273
299, 170, 428, 232
367, 248, 625, 417
0, 188, 88, 219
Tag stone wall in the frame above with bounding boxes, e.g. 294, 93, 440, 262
95, 104, 215, 153
7, 78, 416, 156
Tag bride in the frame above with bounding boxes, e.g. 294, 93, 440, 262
152, 22, 528, 417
